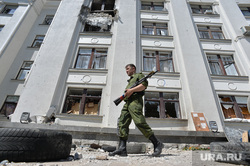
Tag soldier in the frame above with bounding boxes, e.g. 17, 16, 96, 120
109, 64, 164, 157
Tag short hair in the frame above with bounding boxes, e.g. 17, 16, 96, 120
125, 64, 136, 70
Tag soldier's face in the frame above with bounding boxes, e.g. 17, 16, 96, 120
126, 66, 135, 76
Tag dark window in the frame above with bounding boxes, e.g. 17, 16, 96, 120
16, 61, 33, 80
142, 22, 168, 36
42, 15, 54, 25
141, 2, 164, 11
31, 35, 45, 48
143, 51, 174, 72
1, 5, 18, 15
207, 54, 239, 76
190, 4, 213, 14
240, 7, 250, 16
84, 24, 111, 32
91, 0, 115, 15
198, 26, 225, 39
0, 25, 4, 32
0, 96, 19, 117
75, 48, 107, 69
145, 92, 180, 118
219, 96, 249, 119
63, 89, 102, 115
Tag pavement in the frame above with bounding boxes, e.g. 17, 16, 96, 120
1, 143, 242, 166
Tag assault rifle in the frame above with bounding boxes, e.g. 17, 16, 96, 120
113, 70, 158, 106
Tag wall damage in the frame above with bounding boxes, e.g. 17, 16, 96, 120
78, 3, 118, 32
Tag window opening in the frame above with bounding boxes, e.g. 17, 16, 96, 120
75, 48, 107, 69
16, 61, 33, 80
219, 96, 249, 119
63, 89, 102, 115
0, 96, 19, 117
207, 54, 239, 76
143, 51, 174, 72
145, 92, 180, 119
31, 35, 45, 48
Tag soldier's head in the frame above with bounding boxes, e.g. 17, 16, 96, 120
125, 64, 136, 76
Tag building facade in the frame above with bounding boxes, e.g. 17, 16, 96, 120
0, 0, 250, 140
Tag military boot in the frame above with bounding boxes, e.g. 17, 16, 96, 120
149, 134, 164, 157
109, 139, 127, 156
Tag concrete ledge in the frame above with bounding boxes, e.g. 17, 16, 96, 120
0, 121, 227, 144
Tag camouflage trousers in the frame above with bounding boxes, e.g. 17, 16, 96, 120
117, 96, 154, 140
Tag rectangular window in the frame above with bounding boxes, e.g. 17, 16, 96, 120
198, 26, 225, 39
207, 54, 239, 76
141, 2, 164, 11
145, 92, 180, 119
240, 7, 250, 16
16, 61, 33, 80
143, 51, 174, 72
75, 48, 107, 69
190, 4, 213, 14
0, 96, 19, 117
142, 22, 168, 36
63, 89, 102, 115
0, 25, 4, 32
31, 35, 45, 48
42, 15, 54, 25
219, 96, 249, 119
1, 5, 18, 15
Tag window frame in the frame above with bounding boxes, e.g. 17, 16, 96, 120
143, 50, 174, 73
74, 47, 108, 70
207, 54, 239, 76
62, 88, 102, 115
198, 25, 225, 40
1, 5, 18, 15
190, 4, 213, 14
0, 95, 19, 117
16, 61, 33, 80
144, 92, 181, 119
141, 1, 165, 11
42, 15, 54, 25
219, 95, 249, 119
31, 35, 45, 48
142, 22, 169, 36
239, 6, 250, 17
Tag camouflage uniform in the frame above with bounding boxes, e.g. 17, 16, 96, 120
118, 73, 154, 140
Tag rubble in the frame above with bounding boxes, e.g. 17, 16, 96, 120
1, 143, 238, 166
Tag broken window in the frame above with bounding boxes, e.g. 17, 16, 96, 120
239, 7, 250, 16
143, 50, 174, 72
62, 89, 102, 115
84, 21, 111, 32
142, 22, 168, 36
0, 96, 19, 117
190, 4, 213, 14
207, 54, 239, 76
31, 35, 45, 48
1, 5, 18, 15
42, 15, 54, 25
91, 0, 115, 14
16, 61, 33, 80
75, 48, 107, 69
198, 26, 225, 39
219, 96, 250, 119
141, 2, 164, 11
144, 92, 180, 119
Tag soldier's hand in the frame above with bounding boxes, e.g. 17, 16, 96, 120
125, 89, 133, 98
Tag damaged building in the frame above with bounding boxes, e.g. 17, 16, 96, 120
0, 0, 250, 143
